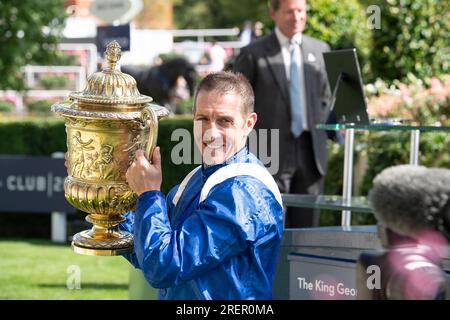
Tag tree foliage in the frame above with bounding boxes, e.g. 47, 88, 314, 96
370, 0, 449, 83
0, 0, 67, 90
173, 0, 371, 78
173, 0, 271, 30
173, 0, 448, 84
306, 0, 372, 80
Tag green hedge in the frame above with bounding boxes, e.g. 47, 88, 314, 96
26, 100, 57, 114
322, 129, 450, 226
0, 118, 66, 155
0, 117, 196, 238
0, 117, 197, 194
359, 131, 450, 195
155, 116, 198, 193
0, 101, 15, 113
40, 75, 70, 89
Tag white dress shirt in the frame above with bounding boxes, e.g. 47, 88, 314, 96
275, 27, 309, 131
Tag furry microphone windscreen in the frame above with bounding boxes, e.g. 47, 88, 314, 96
369, 165, 450, 240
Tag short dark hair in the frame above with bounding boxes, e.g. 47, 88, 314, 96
270, 0, 307, 11
269, 0, 280, 11
194, 71, 255, 115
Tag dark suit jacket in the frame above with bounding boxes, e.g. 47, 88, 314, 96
234, 32, 332, 176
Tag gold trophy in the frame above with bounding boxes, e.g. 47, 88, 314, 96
52, 41, 169, 256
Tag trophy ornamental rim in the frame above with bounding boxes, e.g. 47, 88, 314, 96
68, 91, 153, 105
51, 101, 170, 120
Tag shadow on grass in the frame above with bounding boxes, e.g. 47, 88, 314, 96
0, 238, 71, 248
38, 283, 128, 290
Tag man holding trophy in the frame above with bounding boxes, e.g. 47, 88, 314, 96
120, 72, 284, 300
56, 42, 283, 299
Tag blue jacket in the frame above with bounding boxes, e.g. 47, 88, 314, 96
119, 147, 284, 300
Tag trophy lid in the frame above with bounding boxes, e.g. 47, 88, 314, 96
69, 41, 152, 105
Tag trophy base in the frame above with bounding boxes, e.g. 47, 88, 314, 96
72, 243, 133, 256
72, 229, 134, 256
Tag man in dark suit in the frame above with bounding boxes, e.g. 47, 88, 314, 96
234, 0, 333, 228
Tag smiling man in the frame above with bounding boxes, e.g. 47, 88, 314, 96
120, 72, 284, 300
193, 73, 257, 166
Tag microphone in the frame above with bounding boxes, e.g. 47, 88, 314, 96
356, 165, 450, 300
369, 165, 450, 242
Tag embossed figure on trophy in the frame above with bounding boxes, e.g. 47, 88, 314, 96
93, 145, 115, 179
123, 134, 145, 166
72, 131, 95, 177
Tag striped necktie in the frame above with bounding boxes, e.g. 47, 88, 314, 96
289, 39, 303, 138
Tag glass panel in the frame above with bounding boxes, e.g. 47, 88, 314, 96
282, 194, 372, 213
317, 123, 450, 132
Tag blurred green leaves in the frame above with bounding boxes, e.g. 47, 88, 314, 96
306, 0, 372, 81
370, 0, 449, 83
0, 0, 67, 90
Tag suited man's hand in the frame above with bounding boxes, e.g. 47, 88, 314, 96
126, 148, 162, 195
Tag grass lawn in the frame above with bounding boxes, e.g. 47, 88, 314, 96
0, 239, 157, 300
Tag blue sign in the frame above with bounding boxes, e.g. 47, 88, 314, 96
96, 24, 131, 53
0, 155, 75, 213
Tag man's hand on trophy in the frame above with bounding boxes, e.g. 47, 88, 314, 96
126, 147, 162, 195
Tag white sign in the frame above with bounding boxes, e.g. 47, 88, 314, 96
119, 29, 173, 66
90, 0, 143, 25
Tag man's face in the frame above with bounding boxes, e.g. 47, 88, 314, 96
270, 0, 307, 38
193, 90, 256, 165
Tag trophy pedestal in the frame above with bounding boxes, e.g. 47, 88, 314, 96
72, 215, 133, 256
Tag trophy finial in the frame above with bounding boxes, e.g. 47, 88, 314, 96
105, 41, 122, 71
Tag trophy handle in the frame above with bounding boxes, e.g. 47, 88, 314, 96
147, 103, 171, 119
141, 105, 159, 160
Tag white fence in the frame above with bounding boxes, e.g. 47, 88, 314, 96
172, 28, 241, 65
1, 65, 86, 115
171, 28, 240, 41
119, 28, 242, 67
58, 43, 97, 75
1, 43, 95, 115
0, 29, 245, 114
22, 65, 87, 92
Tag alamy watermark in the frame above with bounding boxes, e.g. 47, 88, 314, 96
170, 128, 280, 175
66, 265, 81, 290
366, 264, 381, 290
366, 5, 381, 30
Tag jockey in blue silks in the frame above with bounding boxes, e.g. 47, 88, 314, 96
121, 72, 284, 300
